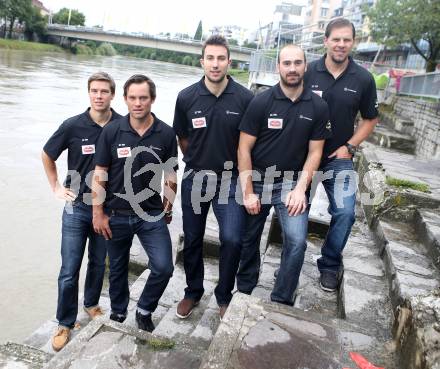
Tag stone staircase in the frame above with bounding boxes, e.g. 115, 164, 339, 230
5, 119, 440, 368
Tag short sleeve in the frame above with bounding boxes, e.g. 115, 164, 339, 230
311, 99, 332, 140
94, 125, 113, 167
172, 94, 189, 138
164, 133, 179, 173
359, 74, 379, 120
43, 122, 68, 160
238, 95, 267, 137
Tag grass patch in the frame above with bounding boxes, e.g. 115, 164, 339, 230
229, 68, 249, 83
0, 39, 64, 52
386, 176, 430, 193
378, 103, 394, 113
146, 337, 175, 350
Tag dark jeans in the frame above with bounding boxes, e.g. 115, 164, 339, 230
237, 180, 309, 305
57, 202, 107, 328
107, 212, 173, 315
317, 158, 356, 273
181, 169, 245, 305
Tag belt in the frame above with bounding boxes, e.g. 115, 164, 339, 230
109, 209, 138, 216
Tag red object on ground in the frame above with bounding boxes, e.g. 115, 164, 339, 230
349, 352, 385, 369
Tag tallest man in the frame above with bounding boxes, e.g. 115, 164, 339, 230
304, 18, 379, 291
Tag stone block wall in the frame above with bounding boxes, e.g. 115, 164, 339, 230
394, 97, 440, 158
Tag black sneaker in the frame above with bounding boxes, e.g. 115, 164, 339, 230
319, 270, 343, 292
110, 313, 126, 323
136, 311, 155, 332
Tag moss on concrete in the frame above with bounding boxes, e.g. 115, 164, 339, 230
145, 337, 175, 350
386, 177, 430, 193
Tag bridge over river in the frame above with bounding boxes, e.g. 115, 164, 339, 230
46, 25, 253, 62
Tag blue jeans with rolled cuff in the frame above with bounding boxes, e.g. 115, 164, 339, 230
57, 202, 107, 328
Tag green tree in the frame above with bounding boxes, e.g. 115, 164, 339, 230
228, 38, 238, 46
24, 5, 47, 40
242, 40, 257, 49
368, 0, 440, 72
53, 7, 85, 26
194, 20, 202, 41
0, 0, 33, 39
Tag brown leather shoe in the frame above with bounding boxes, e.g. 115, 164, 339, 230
52, 326, 70, 352
176, 298, 199, 319
84, 305, 104, 319
219, 305, 229, 320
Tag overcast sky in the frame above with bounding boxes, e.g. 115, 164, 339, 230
43, 0, 284, 35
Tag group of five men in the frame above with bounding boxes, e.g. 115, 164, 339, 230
42, 18, 378, 352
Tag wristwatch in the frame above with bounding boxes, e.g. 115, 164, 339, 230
345, 143, 357, 156
165, 210, 173, 217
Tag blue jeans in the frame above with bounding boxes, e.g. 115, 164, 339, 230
237, 181, 309, 305
107, 212, 173, 315
181, 169, 245, 305
57, 202, 107, 328
317, 158, 357, 273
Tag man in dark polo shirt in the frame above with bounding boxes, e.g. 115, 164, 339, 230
236, 44, 330, 305
92, 74, 177, 332
42, 72, 121, 351
173, 35, 253, 319
304, 18, 379, 292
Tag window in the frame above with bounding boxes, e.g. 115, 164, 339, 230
318, 21, 325, 29
320, 7, 328, 17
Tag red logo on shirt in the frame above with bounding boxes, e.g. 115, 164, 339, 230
117, 147, 132, 158
192, 117, 207, 128
268, 119, 283, 129
81, 144, 95, 155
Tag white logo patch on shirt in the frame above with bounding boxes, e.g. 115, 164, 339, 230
226, 110, 239, 115
312, 90, 323, 97
81, 144, 95, 155
326, 120, 332, 130
117, 147, 132, 158
299, 115, 313, 121
192, 117, 207, 129
268, 118, 283, 129
344, 87, 357, 93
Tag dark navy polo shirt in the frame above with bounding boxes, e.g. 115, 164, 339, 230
94, 114, 178, 212
239, 83, 330, 179
43, 108, 122, 202
173, 76, 253, 171
304, 55, 378, 157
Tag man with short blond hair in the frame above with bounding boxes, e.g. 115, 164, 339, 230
42, 72, 121, 351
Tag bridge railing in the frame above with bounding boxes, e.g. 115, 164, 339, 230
47, 24, 255, 54
399, 71, 440, 99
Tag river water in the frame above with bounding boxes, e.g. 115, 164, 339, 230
0, 50, 203, 343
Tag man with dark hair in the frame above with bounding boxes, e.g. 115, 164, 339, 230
173, 35, 253, 319
236, 44, 330, 305
92, 74, 177, 332
304, 18, 378, 292
42, 72, 121, 351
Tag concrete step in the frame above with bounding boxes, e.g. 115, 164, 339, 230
367, 124, 415, 154
0, 342, 52, 368
414, 208, 440, 269
22, 296, 113, 355
201, 293, 397, 369
338, 220, 393, 340
372, 218, 440, 310
380, 111, 414, 135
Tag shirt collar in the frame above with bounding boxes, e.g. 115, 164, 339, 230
198, 75, 235, 96
120, 113, 162, 134
273, 83, 312, 102
83, 108, 118, 126
317, 54, 356, 75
